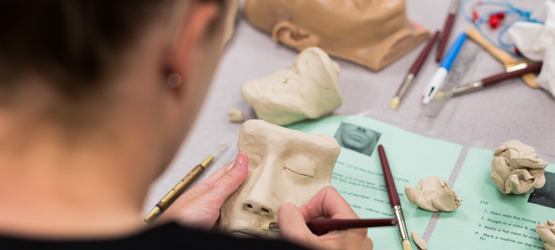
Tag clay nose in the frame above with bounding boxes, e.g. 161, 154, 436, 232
242, 200, 274, 217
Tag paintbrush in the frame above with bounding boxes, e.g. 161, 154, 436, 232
390, 30, 440, 110
144, 141, 228, 223
436, 0, 462, 62
378, 145, 411, 250
451, 63, 543, 96
261, 218, 397, 236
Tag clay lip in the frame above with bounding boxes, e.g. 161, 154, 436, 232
227, 224, 274, 239
229, 231, 264, 239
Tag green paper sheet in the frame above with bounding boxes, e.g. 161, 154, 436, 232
288, 116, 463, 250
429, 147, 555, 250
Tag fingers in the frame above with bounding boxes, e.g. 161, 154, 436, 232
187, 159, 234, 195
364, 237, 374, 250
278, 203, 315, 248
298, 186, 359, 220
201, 152, 249, 205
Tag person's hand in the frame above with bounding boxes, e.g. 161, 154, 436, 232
278, 186, 373, 250
156, 152, 248, 230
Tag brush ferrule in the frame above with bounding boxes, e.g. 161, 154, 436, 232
393, 205, 410, 242
451, 80, 483, 97
449, 0, 462, 14
395, 73, 415, 99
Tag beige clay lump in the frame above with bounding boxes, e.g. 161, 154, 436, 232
228, 108, 244, 122
241, 47, 342, 126
491, 140, 548, 195
411, 231, 428, 250
405, 176, 462, 212
537, 220, 555, 250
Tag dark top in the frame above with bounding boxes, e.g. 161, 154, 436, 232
0, 222, 309, 250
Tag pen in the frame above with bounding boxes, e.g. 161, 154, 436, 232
451, 62, 543, 96
144, 142, 227, 223
436, 0, 462, 62
378, 145, 412, 250
261, 218, 397, 236
390, 30, 440, 110
422, 32, 466, 104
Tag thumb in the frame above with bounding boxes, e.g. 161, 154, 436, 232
278, 203, 315, 246
203, 152, 248, 205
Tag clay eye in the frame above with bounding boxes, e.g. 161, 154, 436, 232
283, 165, 314, 178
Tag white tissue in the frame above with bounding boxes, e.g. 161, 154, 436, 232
508, 1, 555, 97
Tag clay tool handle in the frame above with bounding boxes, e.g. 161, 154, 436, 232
262, 218, 397, 236
452, 63, 542, 96
436, 0, 462, 62
377, 145, 400, 208
465, 29, 516, 64
465, 29, 541, 89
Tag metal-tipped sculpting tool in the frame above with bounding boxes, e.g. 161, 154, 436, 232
144, 141, 228, 223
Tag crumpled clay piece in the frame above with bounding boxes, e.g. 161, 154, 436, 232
490, 140, 548, 195
241, 47, 342, 126
537, 220, 555, 250
411, 231, 428, 250
404, 176, 462, 212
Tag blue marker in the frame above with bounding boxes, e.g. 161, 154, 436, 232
422, 32, 467, 104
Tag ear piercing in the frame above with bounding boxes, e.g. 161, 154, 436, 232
167, 72, 182, 88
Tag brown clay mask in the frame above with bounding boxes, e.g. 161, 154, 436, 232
244, 0, 429, 71
218, 119, 340, 238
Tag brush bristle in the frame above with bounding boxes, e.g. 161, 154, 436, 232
402, 240, 412, 250
390, 97, 400, 110
260, 223, 270, 231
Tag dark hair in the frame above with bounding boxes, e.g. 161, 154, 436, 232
0, 0, 170, 100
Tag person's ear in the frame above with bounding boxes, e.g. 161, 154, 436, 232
165, 1, 222, 86
272, 21, 319, 51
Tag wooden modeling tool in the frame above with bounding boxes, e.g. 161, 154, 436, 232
390, 30, 439, 110
378, 145, 411, 250
436, 0, 462, 62
144, 142, 228, 223
452, 62, 543, 96
261, 218, 397, 236
465, 29, 540, 88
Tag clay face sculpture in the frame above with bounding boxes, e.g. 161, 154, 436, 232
537, 220, 555, 250
404, 176, 462, 212
491, 140, 548, 195
218, 119, 340, 238
241, 47, 342, 126
244, 0, 429, 71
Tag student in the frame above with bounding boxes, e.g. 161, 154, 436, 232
0, 1, 372, 249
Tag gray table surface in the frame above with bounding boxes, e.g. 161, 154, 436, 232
144, 0, 555, 242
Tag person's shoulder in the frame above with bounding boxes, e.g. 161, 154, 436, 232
0, 223, 309, 250
146, 223, 309, 249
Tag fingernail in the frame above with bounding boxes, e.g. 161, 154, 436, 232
231, 152, 246, 170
